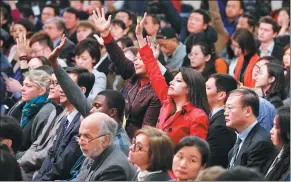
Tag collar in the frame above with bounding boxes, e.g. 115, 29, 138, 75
53, 38, 62, 48
139, 78, 149, 88
238, 120, 258, 141
67, 109, 78, 126
260, 40, 275, 54
91, 144, 116, 169
210, 106, 224, 118
137, 170, 163, 181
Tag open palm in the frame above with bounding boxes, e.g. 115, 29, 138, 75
92, 8, 111, 34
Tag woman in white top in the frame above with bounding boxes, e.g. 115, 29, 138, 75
75, 38, 106, 102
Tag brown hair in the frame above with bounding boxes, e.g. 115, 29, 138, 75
195, 166, 226, 181
29, 31, 53, 51
259, 16, 280, 33
134, 126, 174, 171
76, 20, 97, 32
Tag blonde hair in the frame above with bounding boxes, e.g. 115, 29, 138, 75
195, 166, 226, 181
26, 70, 51, 92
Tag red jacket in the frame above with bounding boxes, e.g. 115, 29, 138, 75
139, 45, 209, 146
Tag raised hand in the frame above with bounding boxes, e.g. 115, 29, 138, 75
146, 36, 160, 59
48, 34, 66, 68
93, 34, 104, 46
135, 12, 147, 48
92, 8, 112, 37
16, 32, 28, 57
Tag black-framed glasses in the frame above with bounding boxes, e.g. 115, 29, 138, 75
131, 138, 148, 152
75, 133, 108, 144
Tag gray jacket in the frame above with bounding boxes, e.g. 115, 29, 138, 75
19, 108, 67, 178
76, 144, 136, 181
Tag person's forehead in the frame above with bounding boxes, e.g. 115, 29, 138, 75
94, 95, 107, 104
43, 7, 54, 13
226, 94, 242, 103
51, 74, 57, 80
260, 22, 273, 29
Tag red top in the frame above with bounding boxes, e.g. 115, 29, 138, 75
234, 53, 260, 88
139, 45, 209, 146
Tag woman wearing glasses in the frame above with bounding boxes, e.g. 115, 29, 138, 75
188, 42, 216, 81
128, 126, 174, 181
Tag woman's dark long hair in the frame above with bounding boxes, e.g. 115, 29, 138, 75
189, 42, 216, 81
266, 106, 290, 181
179, 67, 210, 115
264, 63, 286, 100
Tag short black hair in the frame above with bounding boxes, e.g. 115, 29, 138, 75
97, 90, 126, 121
192, 9, 211, 24
241, 13, 257, 27
175, 136, 210, 166
0, 116, 22, 153
112, 19, 126, 30
116, 36, 134, 49
0, 149, 23, 181
259, 16, 280, 33
64, 7, 79, 19
228, 88, 260, 117
147, 13, 160, 25
75, 38, 101, 66
232, 28, 258, 56
43, 4, 60, 16
65, 66, 95, 97
116, 9, 137, 24
209, 73, 238, 100
29, 31, 54, 51
216, 166, 265, 181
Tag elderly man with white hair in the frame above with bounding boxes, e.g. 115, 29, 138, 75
76, 112, 136, 181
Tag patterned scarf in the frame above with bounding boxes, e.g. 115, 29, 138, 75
20, 94, 49, 128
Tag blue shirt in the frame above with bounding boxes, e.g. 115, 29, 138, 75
237, 120, 258, 154
258, 97, 276, 132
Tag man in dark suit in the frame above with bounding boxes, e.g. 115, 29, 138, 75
75, 112, 136, 181
225, 88, 277, 174
206, 74, 237, 168
33, 67, 95, 180
257, 16, 284, 61
43, 17, 75, 62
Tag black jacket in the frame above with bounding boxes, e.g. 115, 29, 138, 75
207, 109, 236, 168
228, 123, 278, 174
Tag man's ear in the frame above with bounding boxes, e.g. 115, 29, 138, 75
80, 86, 87, 95
217, 91, 226, 101
102, 135, 111, 148
108, 108, 117, 118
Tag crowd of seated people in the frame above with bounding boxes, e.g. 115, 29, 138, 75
0, 0, 290, 181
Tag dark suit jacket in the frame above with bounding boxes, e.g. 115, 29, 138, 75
56, 38, 75, 60
228, 123, 278, 174
257, 41, 284, 62
33, 112, 82, 180
207, 109, 236, 168
76, 144, 136, 181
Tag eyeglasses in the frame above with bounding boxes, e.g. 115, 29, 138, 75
31, 48, 46, 55
187, 53, 197, 59
75, 133, 108, 144
50, 80, 59, 86
224, 105, 244, 112
131, 138, 148, 152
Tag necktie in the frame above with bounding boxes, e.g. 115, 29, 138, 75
43, 117, 69, 173
228, 136, 242, 168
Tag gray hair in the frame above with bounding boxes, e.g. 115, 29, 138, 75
45, 16, 65, 31
99, 115, 118, 143
26, 70, 51, 92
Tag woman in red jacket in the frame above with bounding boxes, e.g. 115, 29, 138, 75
136, 13, 210, 146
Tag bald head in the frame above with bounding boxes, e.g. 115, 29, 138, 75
80, 112, 118, 142
79, 112, 118, 158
